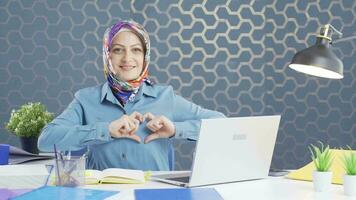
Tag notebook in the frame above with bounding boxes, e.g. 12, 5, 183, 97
134, 188, 223, 200
85, 168, 150, 184
0, 188, 32, 200
12, 186, 118, 200
153, 115, 281, 187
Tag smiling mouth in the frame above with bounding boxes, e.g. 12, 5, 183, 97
120, 65, 136, 71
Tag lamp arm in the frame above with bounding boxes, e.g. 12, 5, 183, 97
327, 24, 343, 37
333, 35, 356, 43
317, 24, 340, 42
319, 24, 355, 44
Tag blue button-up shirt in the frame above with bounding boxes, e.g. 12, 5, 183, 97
38, 82, 225, 171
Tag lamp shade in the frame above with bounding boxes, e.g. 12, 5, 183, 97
289, 37, 343, 79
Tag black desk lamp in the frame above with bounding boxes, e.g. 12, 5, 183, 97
289, 24, 356, 79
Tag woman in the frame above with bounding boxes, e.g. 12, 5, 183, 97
38, 20, 225, 171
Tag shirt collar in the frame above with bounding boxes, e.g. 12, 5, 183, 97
141, 82, 157, 98
101, 82, 157, 104
101, 82, 118, 104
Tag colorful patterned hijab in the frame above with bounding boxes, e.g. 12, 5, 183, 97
102, 20, 152, 104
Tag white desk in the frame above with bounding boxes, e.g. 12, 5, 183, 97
83, 172, 354, 200
16, 160, 355, 200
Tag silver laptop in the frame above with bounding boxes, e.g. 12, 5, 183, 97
152, 115, 281, 187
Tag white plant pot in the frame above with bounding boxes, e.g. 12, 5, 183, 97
312, 171, 332, 192
343, 175, 356, 196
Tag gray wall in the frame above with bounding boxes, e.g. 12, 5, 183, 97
0, 0, 355, 170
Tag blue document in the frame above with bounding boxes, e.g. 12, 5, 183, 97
12, 186, 118, 200
134, 188, 223, 200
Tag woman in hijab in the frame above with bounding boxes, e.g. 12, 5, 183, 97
38, 20, 225, 171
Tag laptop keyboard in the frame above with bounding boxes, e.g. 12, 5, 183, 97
166, 176, 190, 183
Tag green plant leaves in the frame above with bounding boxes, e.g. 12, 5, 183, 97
5, 102, 54, 137
342, 147, 356, 176
309, 141, 333, 172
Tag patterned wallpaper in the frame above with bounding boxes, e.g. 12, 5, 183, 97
0, 0, 355, 170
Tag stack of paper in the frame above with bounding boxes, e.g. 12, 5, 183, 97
0, 164, 49, 189
9, 145, 53, 164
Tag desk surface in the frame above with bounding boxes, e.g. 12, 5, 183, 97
16, 160, 355, 200
83, 172, 353, 200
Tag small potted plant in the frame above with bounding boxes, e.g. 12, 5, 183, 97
5, 102, 53, 154
309, 142, 333, 192
342, 147, 356, 196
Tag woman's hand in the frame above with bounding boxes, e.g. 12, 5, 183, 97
109, 111, 144, 143
143, 112, 175, 143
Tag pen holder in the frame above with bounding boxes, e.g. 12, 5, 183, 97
54, 156, 86, 187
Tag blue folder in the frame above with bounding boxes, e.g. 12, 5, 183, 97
11, 186, 118, 200
134, 188, 224, 200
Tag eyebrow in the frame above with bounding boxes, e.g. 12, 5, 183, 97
111, 43, 142, 48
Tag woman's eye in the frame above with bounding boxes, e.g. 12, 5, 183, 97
133, 48, 142, 52
112, 48, 123, 53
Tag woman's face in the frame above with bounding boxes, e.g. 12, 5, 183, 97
109, 31, 144, 81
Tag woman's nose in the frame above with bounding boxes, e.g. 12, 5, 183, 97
121, 51, 132, 62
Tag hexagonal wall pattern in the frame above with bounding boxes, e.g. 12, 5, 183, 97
0, 0, 355, 170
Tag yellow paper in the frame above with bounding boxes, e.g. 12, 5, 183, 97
286, 149, 355, 185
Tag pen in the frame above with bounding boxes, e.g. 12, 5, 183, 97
53, 144, 61, 185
